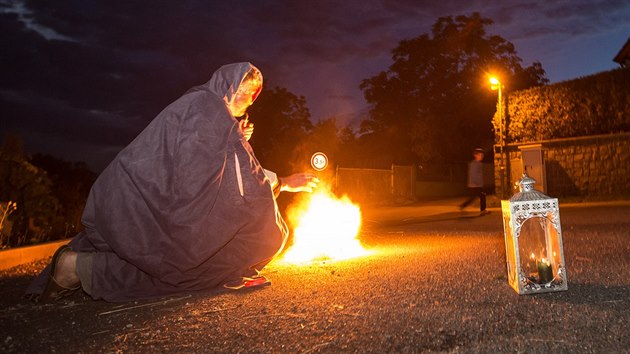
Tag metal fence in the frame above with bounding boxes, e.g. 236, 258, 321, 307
335, 162, 494, 201
415, 163, 467, 182
334, 165, 415, 204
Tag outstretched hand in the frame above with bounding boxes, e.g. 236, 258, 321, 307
279, 173, 320, 193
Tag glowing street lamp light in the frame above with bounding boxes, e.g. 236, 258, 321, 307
489, 76, 501, 90
489, 76, 506, 198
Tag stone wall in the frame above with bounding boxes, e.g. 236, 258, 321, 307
495, 132, 630, 198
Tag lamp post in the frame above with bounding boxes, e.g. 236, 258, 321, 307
490, 76, 505, 198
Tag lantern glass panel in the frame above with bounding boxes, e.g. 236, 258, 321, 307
519, 215, 558, 284
502, 212, 517, 284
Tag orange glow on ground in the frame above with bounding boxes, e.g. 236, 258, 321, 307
279, 190, 369, 264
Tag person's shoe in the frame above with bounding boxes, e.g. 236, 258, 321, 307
479, 210, 491, 216
223, 275, 271, 290
39, 245, 81, 302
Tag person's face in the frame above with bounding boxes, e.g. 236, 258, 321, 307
474, 152, 484, 161
227, 79, 261, 117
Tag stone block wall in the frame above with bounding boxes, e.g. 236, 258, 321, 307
495, 132, 630, 198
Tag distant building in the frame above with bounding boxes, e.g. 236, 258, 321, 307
613, 36, 630, 67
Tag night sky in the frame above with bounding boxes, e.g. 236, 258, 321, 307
2, 0, 629, 172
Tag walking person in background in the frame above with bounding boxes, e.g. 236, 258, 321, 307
459, 148, 487, 215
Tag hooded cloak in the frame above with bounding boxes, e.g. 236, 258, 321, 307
27, 62, 288, 301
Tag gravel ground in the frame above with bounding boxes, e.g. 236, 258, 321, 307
0, 200, 628, 353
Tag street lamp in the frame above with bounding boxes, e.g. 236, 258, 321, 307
489, 76, 505, 198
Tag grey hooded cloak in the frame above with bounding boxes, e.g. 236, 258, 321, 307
27, 62, 288, 301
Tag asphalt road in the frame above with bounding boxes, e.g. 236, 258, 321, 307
1, 199, 629, 353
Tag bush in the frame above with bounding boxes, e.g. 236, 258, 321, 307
494, 67, 630, 143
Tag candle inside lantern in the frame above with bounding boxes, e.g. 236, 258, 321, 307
536, 258, 553, 284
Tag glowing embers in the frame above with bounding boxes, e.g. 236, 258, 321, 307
280, 190, 369, 264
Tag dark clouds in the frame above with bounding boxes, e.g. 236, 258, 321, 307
1, 0, 629, 172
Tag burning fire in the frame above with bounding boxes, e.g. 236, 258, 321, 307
280, 190, 369, 263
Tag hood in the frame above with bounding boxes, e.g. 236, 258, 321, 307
206, 62, 262, 105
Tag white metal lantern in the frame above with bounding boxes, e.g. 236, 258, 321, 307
501, 172, 568, 294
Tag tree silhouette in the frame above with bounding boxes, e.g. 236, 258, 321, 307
359, 12, 548, 165
247, 86, 313, 175
30, 154, 97, 238
0, 149, 61, 246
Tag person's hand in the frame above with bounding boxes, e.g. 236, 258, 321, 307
239, 117, 254, 141
279, 173, 320, 193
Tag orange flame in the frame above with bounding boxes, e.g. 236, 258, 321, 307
279, 189, 369, 264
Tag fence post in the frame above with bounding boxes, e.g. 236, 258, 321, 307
390, 164, 395, 197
